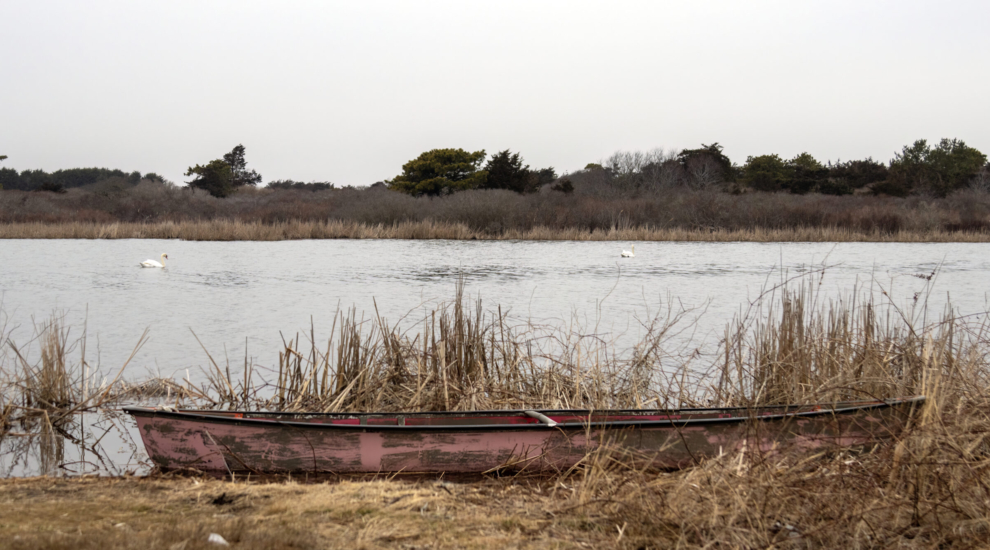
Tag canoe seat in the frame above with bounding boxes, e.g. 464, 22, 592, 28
523, 410, 558, 427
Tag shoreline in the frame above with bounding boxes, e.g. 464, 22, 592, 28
2, 220, 990, 242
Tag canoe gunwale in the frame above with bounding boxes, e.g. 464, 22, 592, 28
123, 396, 924, 433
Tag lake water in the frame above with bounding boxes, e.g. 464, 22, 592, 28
1, 239, 989, 476
1, 239, 988, 385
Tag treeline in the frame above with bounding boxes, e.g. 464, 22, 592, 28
2, 138, 989, 238
735, 139, 988, 197
0, 166, 166, 193
385, 139, 989, 199
4, 138, 986, 199
266, 180, 335, 191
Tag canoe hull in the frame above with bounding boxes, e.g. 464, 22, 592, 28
127, 398, 922, 474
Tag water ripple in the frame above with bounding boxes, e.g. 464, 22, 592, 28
1, 239, 987, 382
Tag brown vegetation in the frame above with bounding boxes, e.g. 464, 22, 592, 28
3, 180, 990, 240
4, 218, 990, 242
566, 278, 990, 547
0, 475, 618, 549
3, 275, 990, 547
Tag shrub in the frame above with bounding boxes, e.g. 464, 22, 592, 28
267, 180, 334, 191
885, 138, 987, 197
388, 148, 488, 196
741, 154, 787, 192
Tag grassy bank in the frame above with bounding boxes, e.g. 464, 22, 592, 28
0, 476, 616, 549
2, 219, 990, 241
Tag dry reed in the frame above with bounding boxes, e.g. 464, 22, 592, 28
551, 274, 990, 548
2, 219, 989, 242
192, 273, 977, 417
7, 316, 76, 412
0, 313, 145, 448
247, 280, 691, 413
715, 274, 963, 405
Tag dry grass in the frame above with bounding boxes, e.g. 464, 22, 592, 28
552, 275, 990, 548
564, 418, 990, 547
191, 273, 978, 417
0, 476, 614, 549
715, 275, 975, 406
4, 274, 990, 547
562, 364, 990, 548
2, 219, 990, 241
205, 279, 692, 413
0, 313, 144, 457
1, 316, 81, 451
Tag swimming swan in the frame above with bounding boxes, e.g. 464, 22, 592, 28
621, 244, 635, 258
140, 253, 168, 268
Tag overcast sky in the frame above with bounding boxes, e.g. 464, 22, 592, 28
2, 1, 988, 186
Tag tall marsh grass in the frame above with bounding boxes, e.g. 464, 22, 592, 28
188, 274, 977, 417
3, 219, 990, 242
3, 318, 146, 415
551, 275, 990, 548
716, 275, 971, 406
238, 282, 692, 413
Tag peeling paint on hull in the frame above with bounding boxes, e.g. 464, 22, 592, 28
125, 397, 923, 474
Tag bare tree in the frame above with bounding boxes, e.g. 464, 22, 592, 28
969, 165, 990, 193
603, 148, 679, 192
687, 155, 722, 189
640, 149, 680, 192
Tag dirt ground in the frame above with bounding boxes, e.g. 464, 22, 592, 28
0, 475, 619, 549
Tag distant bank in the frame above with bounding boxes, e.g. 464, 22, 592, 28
1, 219, 988, 242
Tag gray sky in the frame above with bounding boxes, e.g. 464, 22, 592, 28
2, 0, 988, 186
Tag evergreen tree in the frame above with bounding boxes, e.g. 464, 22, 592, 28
881, 139, 986, 197
185, 144, 262, 197
784, 152, 829, 194
185, 159, 234, 197
482, 150, 534, 193
388, 148, 487, 196
742, 154, 787, 192
823, 158, 887, 195
223, 144, 262, 188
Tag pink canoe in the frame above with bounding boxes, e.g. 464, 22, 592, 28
125, 397, 923, 475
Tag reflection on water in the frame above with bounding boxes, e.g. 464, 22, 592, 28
1, 410, 148, 477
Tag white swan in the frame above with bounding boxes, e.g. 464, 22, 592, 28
621, 244, 635, 258
140, 253, 168, 268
